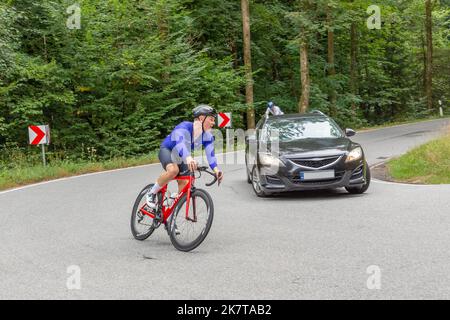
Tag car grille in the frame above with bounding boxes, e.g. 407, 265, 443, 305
288, 156, 341, 169
290, 171, 345, 185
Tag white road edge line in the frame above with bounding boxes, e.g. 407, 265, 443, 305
0, 150, 243, 195
371, 178, 443, 187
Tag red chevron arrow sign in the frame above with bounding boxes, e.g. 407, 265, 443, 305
218, 112, 231, 128
28, 125, 50, 145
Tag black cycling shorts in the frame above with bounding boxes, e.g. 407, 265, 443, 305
158, 146, 189, 175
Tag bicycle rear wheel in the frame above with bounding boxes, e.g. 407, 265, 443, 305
169, 189, 214, 252
131, 184, 160, 240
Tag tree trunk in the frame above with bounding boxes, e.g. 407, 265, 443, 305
230, 39, 238, 70
271, 56, 279, 81
327, 5, 337, 117
157, 1, 170, 81
43, 35, 48, 63
422, 33, 427, 95
230, 38, 241, 100
241, 0, 255, 129
299, 35, 310, 113
350, 23, 358, 110
364, 53, 370, 118
350, 2, 358, 113
425, 0, 433, 110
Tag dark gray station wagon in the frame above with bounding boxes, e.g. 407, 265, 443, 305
245, 111, 371, 197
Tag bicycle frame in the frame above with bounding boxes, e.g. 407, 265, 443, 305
139, 174, 196, 224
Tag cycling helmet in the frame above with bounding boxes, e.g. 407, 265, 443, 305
267, 101, 274, 108
193, 104, 217, 118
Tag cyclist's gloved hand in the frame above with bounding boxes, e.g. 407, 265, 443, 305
186, 156, 198, 172
214, 168, 224, 185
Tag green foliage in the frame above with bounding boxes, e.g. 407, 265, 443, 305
0, 0, 449, 163
0, 0, 243, 160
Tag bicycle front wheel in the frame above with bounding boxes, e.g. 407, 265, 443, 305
169, 189, 214, 252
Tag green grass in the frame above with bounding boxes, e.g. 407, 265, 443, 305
387, 131, 450, 184
0, 143, 246, 191
0, 155, 159, 191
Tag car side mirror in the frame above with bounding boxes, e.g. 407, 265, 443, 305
345, 128, 356, 137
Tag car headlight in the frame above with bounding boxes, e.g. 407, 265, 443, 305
258, 152, 283, 167
346, 147, 363, 163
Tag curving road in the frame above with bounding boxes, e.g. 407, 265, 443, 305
0, 118, 449, 299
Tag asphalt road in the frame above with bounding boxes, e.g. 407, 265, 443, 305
1, 118, 449, 299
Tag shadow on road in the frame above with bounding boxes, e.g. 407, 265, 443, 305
264, 189, 366, 201
233, 180, 368, 201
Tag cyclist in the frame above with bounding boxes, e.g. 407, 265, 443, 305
265, 101, 284, 116
146, 104, 224, 209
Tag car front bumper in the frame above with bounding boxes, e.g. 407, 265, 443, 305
256, 160, 366, 194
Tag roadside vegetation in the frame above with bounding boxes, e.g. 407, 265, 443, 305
2, 118, 449, 191
0, 152, 159, 191
0, 141, 247, 191
1, 0, 449, 190
387, 127, 450, 184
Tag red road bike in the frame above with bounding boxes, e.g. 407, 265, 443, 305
131, 166, 217, 252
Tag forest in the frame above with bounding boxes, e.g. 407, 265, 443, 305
0, 0, 449, 163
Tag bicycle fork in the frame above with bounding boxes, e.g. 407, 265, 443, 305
186, 196, 197, 222
185, 177, 197, 222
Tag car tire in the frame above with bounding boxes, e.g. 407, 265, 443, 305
245, 151, 253, 184
251, 166, 268, 197
345, 162, 371, 194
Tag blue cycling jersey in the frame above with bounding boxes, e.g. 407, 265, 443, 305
161, 121, 218, 170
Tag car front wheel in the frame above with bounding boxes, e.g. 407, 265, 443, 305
251, 166, 268, 197
245, 154, 252, 184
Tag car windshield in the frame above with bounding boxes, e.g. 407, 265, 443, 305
264, 117, 343, 142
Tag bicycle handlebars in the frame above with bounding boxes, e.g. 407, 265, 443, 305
179, 166, 219, 186
197, 166, 218, 186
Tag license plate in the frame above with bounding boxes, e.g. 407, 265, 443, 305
300, 170, 335, 181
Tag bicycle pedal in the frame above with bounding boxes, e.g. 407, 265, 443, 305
152, 216, 162, 228
154, 210, 164, 222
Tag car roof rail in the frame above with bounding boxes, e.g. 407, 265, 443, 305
310, 110, 327, 116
